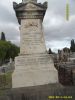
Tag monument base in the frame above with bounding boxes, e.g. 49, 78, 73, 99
12, 53, 58, 88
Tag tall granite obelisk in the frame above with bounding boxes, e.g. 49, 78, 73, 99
12, 0, 58, 88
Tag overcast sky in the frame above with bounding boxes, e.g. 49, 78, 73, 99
0, 0, 75, 52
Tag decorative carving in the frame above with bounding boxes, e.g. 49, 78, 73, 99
24, 3, 44, 10
20, 15, 43, 19
22, 20, 39, 31
24, 21, 38, 28
26, 3, 38, 9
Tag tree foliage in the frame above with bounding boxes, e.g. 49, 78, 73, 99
1, 32, 6, 41
48, 48, 53, 54
70, 39, 75, 52
0, 40, 20, 65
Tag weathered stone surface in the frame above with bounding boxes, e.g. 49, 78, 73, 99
12, 54, 58, 88
20, 19, 46, 54
12, 0, 58, 88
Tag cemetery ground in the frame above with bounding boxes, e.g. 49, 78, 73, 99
0, 71, 12, 96
0, 62, 75, 99
0, 71, 75, 100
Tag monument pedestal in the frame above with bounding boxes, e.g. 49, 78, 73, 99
12, 53, 58, 88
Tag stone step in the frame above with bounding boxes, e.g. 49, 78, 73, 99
15, 53, 55, 71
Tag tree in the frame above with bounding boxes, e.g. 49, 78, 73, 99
0, 41, 10, 65
0, 40, 20, 65
8, 43, 20, 60
48, 48, 53, 54
70, 39, 75, 52
1, 32, 6, 41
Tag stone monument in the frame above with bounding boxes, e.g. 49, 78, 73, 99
12, 0, 58, 88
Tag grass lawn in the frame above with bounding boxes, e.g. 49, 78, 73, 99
0, 72, 12, 96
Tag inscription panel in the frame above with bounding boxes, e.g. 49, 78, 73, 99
15, 54, 54, 71
20, 19, 46, 54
